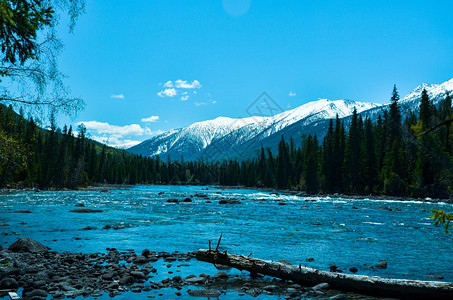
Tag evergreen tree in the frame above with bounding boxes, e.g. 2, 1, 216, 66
419, 89, 433, 129
276, 136, 290, 188
302, 135, 319, 194
344, 108, 362, 193
361, 117, 376, 193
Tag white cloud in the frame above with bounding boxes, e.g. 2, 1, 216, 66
110, 94, 125, 99
78, 121, 145, 136
78, 121, 165, 149
174, 79, 201, 89
91, 136, 142, 149
163, 81, 173, 88
289, 91, 296, 97
141, 115, 160, 123
158, 88, 177, 98
159, 79, 203, 100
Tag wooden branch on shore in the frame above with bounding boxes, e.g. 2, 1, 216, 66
195, 249, 453, 299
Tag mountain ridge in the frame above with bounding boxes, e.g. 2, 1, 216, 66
128, 78, 453, 161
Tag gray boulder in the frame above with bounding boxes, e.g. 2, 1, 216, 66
9, 238, 48, 253
0, 278, 19, 289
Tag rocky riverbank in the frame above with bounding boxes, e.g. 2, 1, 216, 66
0, 238, 392, 300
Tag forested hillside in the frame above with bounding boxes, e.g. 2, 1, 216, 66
1, 86, 452, 198
212, 87, 453, 198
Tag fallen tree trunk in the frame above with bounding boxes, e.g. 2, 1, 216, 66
196, 249, 453, 299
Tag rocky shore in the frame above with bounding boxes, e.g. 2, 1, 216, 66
0, 238, 388, 300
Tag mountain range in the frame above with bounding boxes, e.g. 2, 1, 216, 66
128, 78, 453, 161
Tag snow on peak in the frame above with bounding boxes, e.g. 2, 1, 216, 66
402, 78, 453, 103
178, 115, 270, 148
266, 98, 381, 132
145, 98, 381, 154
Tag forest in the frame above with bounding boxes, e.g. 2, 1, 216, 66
1, 87, 452, 199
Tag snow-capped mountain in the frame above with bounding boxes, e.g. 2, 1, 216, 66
128, 98, 380, 161
128, 78, 453, 161
401, 78, 453, 104
129, 116, 268, 160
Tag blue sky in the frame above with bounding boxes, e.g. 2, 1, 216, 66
56, 0, 453, 147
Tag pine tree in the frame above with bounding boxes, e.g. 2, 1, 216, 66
322, 119, 335, 192
438, 92, 453, 153
419, 89, 433, 129
344, 108, 362, 193
303, 135, 319, 194
361, 117, 376, 193
333, 116, 345, 192
276, 136, 290, 188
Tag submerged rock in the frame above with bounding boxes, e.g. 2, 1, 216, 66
187, 289, 221, 297
166, 198, 179, 203
377, 206, 392, 211
213, 271, 228, 279
80, 226, 96, 230
426, 274, 444, 280
218, 199, 241, 204
375, 261, 388, 269
69, 208, 103, 213
9, 237, 48, 253
194, 193, 207, 198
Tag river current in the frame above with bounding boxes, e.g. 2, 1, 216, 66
1, 185, 452, 298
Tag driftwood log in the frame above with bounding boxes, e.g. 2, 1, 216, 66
196, 249, 453, 299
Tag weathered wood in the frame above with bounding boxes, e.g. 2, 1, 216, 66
196, 249, 453, 299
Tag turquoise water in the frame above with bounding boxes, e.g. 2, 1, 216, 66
1, 185, 453, 296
